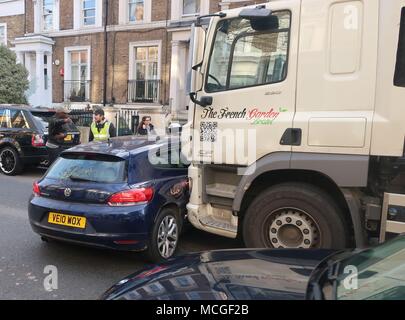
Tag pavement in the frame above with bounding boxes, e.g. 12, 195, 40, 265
0, 167, 241, 300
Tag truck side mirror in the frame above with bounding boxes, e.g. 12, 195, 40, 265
189, 93, 213, 107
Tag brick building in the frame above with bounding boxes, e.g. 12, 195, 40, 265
1, 0, 261, 129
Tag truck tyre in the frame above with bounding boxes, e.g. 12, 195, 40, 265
243, 183, 348, 249
0, 146, 23, 176
146, 207, 182, 263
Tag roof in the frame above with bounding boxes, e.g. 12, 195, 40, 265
0, 105, 54, 112
63, 135, 176, 159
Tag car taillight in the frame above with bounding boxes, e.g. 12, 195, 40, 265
33, 181, 41, 197
108, 188, 154, 206
32, 134, 45, 147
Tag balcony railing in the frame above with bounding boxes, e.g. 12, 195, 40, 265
128, 79, 160, 104
64, 80, 91, 102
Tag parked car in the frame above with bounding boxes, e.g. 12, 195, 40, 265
101, 234, 405, 300
28, 136, 189, 262
0, 105, 80, 175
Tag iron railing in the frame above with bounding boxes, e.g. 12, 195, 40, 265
64, 80, 91, 102
128, 79, 160, 103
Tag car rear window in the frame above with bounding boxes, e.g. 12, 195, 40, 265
46, 154, 127, 183
33, 116, 48, 131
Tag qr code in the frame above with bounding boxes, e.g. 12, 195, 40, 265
200, 122, 218, 142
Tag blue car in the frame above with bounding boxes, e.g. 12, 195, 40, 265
28, 136, 189, 262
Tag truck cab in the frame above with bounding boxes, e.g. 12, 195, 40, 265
183, 0, 405, 249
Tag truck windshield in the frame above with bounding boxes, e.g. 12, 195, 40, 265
206, 11, 291, 92
335, 236, 405, 300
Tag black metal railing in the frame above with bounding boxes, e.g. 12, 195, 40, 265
64, 80, 91, 102
128, 79, 160, 103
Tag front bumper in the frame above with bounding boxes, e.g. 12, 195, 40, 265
29, 196, 150, 251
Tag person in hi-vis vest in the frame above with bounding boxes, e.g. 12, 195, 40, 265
89, 108, 116, 142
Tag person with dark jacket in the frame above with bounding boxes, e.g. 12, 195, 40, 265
137, 116, 156, 136
46, 107, 73, 164
89, 108, 116, 142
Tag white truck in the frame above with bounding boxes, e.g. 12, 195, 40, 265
182, 0, 405, 249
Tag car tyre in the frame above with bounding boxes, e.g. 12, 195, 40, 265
0, 146, 23, 176
147, 207, 182, 263
243, 182, 348, 250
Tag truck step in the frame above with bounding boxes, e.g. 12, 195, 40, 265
199, 216, 238, 234
206, 183, 237, 199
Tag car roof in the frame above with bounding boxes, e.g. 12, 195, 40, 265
63, 136, 178, 159
0, 105, 53, 113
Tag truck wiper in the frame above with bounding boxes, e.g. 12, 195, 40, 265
68, 175, 98, 183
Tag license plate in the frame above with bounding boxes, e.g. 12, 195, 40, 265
48, 212, 86, 229
64, 134, 72, 142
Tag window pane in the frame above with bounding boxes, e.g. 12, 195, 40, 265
71, 65, 80, 81
71, 52, 80, 64
148, 62, 158, 79
9, 110, 28, 129
148, 46, 158, 61
83, 0, 95, 9
229, 32, 288, 88
206, 11, 290, 92
0, 109, 8, 128
136, 63, 146, 79
80, 65, 87, 80
80, 51, 88, 64
183, 0, 200, 15
84, 17, 96, 25
43, 14, 53, 30
84, 9, 96, 18
136, 47, 147, 60
129, 2, 144, 22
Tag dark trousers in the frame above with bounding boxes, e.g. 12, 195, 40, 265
47, 146, 64, 165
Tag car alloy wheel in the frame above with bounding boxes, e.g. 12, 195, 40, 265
157, 215, 179, 259
0, 149, 17, 174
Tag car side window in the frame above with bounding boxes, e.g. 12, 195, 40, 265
0, 109, 11, 129
151, 147, 188, 170
0, 109, 7, 128
9, 110, 29, 129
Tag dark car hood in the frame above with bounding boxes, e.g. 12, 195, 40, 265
102, 248, 340, 300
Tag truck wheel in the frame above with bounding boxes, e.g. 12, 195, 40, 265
0, 147, 23, 176
243, 183, 348, 249
146, 207, 182, 263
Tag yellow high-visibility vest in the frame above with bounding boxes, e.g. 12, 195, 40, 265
91, 121, 111, 142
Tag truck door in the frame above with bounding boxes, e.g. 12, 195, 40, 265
191, 1, 301, 167
292, 0, 378, 160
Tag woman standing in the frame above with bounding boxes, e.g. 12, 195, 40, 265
137, 116, 156, 136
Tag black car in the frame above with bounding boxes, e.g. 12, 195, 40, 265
102, 234, 405, 300
0, 105, 80, 175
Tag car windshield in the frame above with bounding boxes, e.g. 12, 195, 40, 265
46, 154, 127, 183
334, 236, 405, 300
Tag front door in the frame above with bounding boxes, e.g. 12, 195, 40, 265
192, 1, 300, 168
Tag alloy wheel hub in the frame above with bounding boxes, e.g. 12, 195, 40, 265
268, 209, 319, 249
